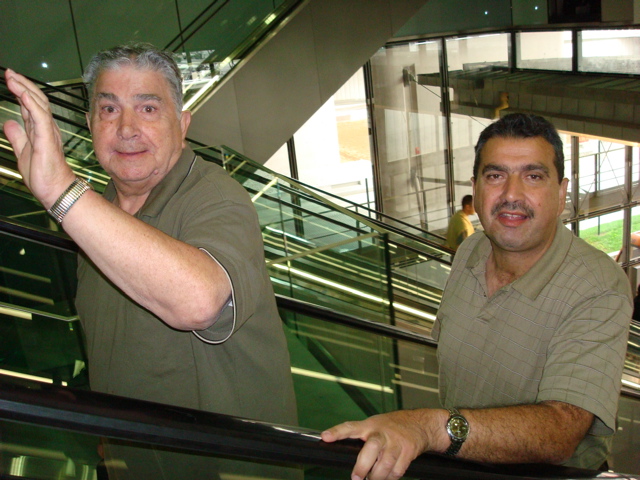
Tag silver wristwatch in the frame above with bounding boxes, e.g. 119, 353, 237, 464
47, 177, 92, 224
444, 407, 469, 456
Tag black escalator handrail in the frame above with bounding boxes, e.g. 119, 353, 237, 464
0, 92, 90, 134
276, 294, 436, 347
0, 376, 635, 480
164, 0, 231, 53
215, 145, 454, 258
0, 215, 77, 252
0, 65, 89, 113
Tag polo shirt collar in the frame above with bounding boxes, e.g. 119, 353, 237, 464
103, 146, 197, 218
466, 219, 573, 300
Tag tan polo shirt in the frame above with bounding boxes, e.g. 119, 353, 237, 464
433, 220, 632, 469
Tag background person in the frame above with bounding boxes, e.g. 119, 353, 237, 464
446, 194, 475, 251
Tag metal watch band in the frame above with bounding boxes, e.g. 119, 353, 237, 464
444, 407, 469, 457
47, 177, 92, 224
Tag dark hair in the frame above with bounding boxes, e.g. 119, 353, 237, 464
461, 194, 473, 208
473, 113, 565, 182
83, 42, 183, 115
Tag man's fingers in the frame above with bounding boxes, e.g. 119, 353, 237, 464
321, 421, 364, 442
352, 435, 384, 480
14, 86, 64, 157
6, 69, 48, 106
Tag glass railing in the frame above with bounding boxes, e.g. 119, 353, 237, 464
192, 143, 451, 329
165, 0, 303, 111
0, 215, 639, 475
2, 293, 640, 479
5, 371, 639, 480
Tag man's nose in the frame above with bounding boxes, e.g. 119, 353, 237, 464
117, 108, 140, 140
502, 175, 523, 201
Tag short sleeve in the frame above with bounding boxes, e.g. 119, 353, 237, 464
538, 290, 631, 435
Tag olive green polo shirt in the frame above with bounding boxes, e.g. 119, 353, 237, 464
433, 220, 632, 469
76, 147, 297, 426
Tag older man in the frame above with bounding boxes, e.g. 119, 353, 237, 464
4, 43, 296, 477
322, 113, 632, 479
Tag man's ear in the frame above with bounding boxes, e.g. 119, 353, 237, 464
85, 112, 92, 133
180, 110, 192, 145
557, 177, 569, 216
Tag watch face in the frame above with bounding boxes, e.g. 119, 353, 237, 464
448, 416, 469, 440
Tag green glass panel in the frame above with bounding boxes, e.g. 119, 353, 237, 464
0, 230, 77, 318
168, 0, 302, 110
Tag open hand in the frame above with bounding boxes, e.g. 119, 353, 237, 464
3, 69, 75, 208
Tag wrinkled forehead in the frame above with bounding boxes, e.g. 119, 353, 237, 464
479, 136, 557, 171
90, 66, 177, 110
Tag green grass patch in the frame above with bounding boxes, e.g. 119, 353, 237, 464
579, 215, 640, 254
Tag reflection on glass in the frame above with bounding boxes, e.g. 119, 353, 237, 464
576, 137, 627, 215
445, 35, 508, 234
580, 29, 640, 74
279, 302, 440, 431
369, 41, 449, 232
445, 33, 509, 71
0, 418, 305, 480
517, 31, 572, 71
216, 145, 450, 328
169, 1, 300, 110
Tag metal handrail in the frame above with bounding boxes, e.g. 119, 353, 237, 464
0, 375, 636, 480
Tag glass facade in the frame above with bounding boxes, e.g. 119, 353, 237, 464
517, 30, 573, 70
580, 29, 640, 74
268, 26, 640, 279
265, 69, 375, 215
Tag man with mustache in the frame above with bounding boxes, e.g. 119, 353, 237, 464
322, 113, 632, 478
3, 43, 297, 478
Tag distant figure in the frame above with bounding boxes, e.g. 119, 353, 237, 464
633, 284, 640, 321
446, 194, 475, 251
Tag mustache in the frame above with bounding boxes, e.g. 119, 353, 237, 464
491, 201, 535, 218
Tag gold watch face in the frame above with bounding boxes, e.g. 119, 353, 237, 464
448, 416, 469, 440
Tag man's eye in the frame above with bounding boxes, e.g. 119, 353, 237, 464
101, 105, 116, 113
142, 105, 156, 113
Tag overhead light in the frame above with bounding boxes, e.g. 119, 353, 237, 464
41, 62, 48, 68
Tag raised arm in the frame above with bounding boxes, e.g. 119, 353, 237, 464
321, 401, 593, 480
3, 69, 231, 331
